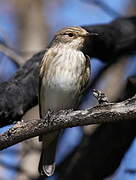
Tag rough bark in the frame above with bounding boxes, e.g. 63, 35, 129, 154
0, 51, 45, 127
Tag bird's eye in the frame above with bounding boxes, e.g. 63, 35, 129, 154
67, 33, 74, 37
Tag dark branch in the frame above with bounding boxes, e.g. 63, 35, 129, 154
0, 51, 45, 127
83, 16, 136, 62
0, 95, 136, 150
58, 120, 136, 180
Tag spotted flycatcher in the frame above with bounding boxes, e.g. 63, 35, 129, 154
38, 26, 93, 176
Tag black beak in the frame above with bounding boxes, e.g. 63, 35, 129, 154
80, 32, 99, 38
86, 32, 99, 37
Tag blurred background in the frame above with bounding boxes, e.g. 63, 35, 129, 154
0, 0, 136, 179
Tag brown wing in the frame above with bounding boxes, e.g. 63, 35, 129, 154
38, 49, 58, 118
82, 55, 91, 91
75, 55, 91, 109
39, 71, 43, 119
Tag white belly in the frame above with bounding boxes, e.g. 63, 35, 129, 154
40, 49, 89, 117
40, 71, 80, 116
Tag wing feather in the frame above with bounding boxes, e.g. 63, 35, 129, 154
39, 50, 58, 118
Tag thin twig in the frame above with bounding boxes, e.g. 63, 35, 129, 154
84, 0, 121, 17
0, 44, 25, 66
93, 89, 109, 104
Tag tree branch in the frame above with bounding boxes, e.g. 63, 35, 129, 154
0, 50, 45, 127
0, 94, 136, 150
0, 44, 25, 66
83, 16, 136, 62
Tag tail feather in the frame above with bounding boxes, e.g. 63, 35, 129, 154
42, 163, 55, 176
38, 132, 59, 176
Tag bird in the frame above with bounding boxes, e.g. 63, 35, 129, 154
38, 26, 94, 176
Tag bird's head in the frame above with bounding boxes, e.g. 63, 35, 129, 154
50, 26, 97, 51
